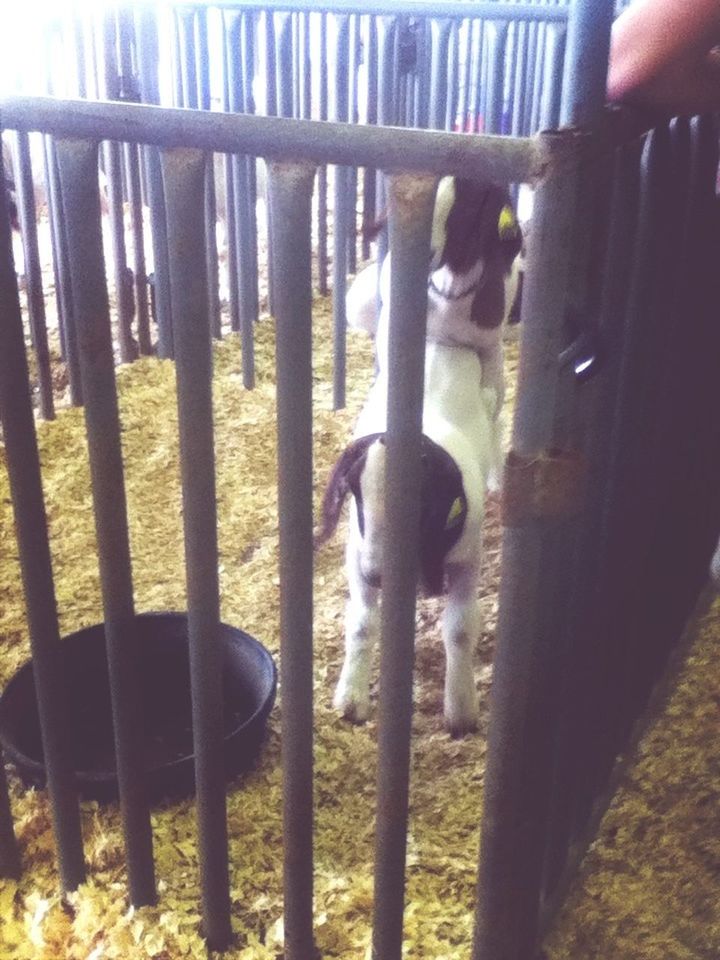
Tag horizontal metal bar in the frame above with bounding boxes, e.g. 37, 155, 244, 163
170, 0, 569, 22
1, 96, 546, 184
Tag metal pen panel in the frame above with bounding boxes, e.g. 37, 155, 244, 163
268, 158, 317, 960
361, 15, 378, 262
161, 146, 231, 950
275, 12, 294, 118
332, 13, 350, 410
0, 751, 20, 880
241, 11, 261, 321
55, 137, 157, 908
347, 13, 359, 273
222, 11, 241, 334
473, 130, 584, 960
13, 131, 54, 420
375, 16, 397, 268
40, 135, 67, 361
172, 0, 569, 20
0, 164, 85, 895
104, 139, 136, 362
371, 172, 437, 960
559, 0, 614, 127
428, 19, 451, 131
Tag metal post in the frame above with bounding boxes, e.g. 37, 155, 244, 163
125, 140, 153, 355
13, 131, 54, 419
317, 12, 329, 294
222, 11, 241, 334
361, 15, 378, 262
268, 158, 317, 960
560, 0, 615, 128
473, 129, 584, 960
161, 146, 231, 951
371, 172, 437, 960
0, 161, 85, 895
55, 138, 157, 908
539, 21, 567, 131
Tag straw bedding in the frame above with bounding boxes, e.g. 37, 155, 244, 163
0, 300, 718, 959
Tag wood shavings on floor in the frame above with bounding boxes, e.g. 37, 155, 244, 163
1, 301, 718, 960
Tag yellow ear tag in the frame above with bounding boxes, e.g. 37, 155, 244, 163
498, 204, 517, 240
445, 496, 464, 530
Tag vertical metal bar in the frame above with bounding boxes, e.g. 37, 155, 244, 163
445, 20, 459, 132
428, 20, 451, 131
265, 11, 280, 316
0, 162, 85, 895
227, 11, 256, 387
268, 158, 317, 960
511, 21, 528, 137
40, 135, 67, 361
523, 19, 538, 135
276, 13, 294, 119
55, 137, 156, 908
529, 23, 546, 135
560, 0, 614, 127
332, 13, 350, 410
371, 172, 437, 960
161, 146, 231, 951
241, 11, 260, 319
539, 22, 567, 130
485, 21, 509, 134
135, 6, 173, 357
222, 11, 241, 334
375, 17, 397, 268
361, 16, 378, 262
0, 751, 20, 880
195, 7, 221, 339
47, 140, 83, 403
125, 141, 152, 356
13, 131, 54, 419
473, 130, 584, 960
347, 14, 359, 274
177, 10, 199, 109
317, 12, 329, 294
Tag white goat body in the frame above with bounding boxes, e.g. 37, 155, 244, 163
325, 301, 498, 734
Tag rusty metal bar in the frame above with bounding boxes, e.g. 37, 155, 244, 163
161, 146, 231, 950
268, 159, 317, 960
371, 172, 437, 960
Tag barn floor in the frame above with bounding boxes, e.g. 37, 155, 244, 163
0, 299, 718, 959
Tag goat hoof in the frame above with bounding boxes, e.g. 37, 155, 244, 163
445, 715, 479, 739
333, 688, 370, 724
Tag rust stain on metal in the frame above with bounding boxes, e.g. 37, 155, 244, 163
501, 448, 587, 526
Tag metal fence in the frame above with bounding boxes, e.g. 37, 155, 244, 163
2, 1, 720, 959
8, 0, 577, 412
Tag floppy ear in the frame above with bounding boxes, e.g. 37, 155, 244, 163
314, 433, 384, 548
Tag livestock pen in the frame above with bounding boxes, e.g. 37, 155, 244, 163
1, 1, 720, 959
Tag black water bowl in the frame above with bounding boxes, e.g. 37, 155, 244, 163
0, 612, 277, 803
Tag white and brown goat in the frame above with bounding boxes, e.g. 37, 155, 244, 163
316, 179, 520, 735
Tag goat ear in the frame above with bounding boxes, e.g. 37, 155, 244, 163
314, 434, 383, 548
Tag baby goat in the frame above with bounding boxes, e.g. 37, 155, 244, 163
317, 183, 511, 734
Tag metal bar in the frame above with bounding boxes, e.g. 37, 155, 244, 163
276, 12, 294, 117
361, 15, 378, 262
371, 172, 437, 960
529, 22, 546, 135
47, 140, 83, 404
161, 146, 231, 950
40, 135, 67, 361
241, 10, 260, 318
539, 21, 567, 130
55, 137, 157, 908
222, 11, 241, 333
268, 158, 317, 960
227, 11, 256, 385
375, 15, 397, 269
13, 131, 54, 419
332, 13, 351, 410
485, 21, 509, 134
196, 6, 211, 110
1, 95, 544, 184
134, 7, 174, 356
560, 0, 614, 127
105, 140, 136, 362
317, 12, 329, 294
0, 751, 20, 880
125, 140, 153, 355
445, 20, 459, 132
473, 129, 585, 960
0, 164, 85, 895
171, 0, 569, 21
347, 13, 359, 273
429, 19, 452, 131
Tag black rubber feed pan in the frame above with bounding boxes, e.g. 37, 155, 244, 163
0, 612, 277, 803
